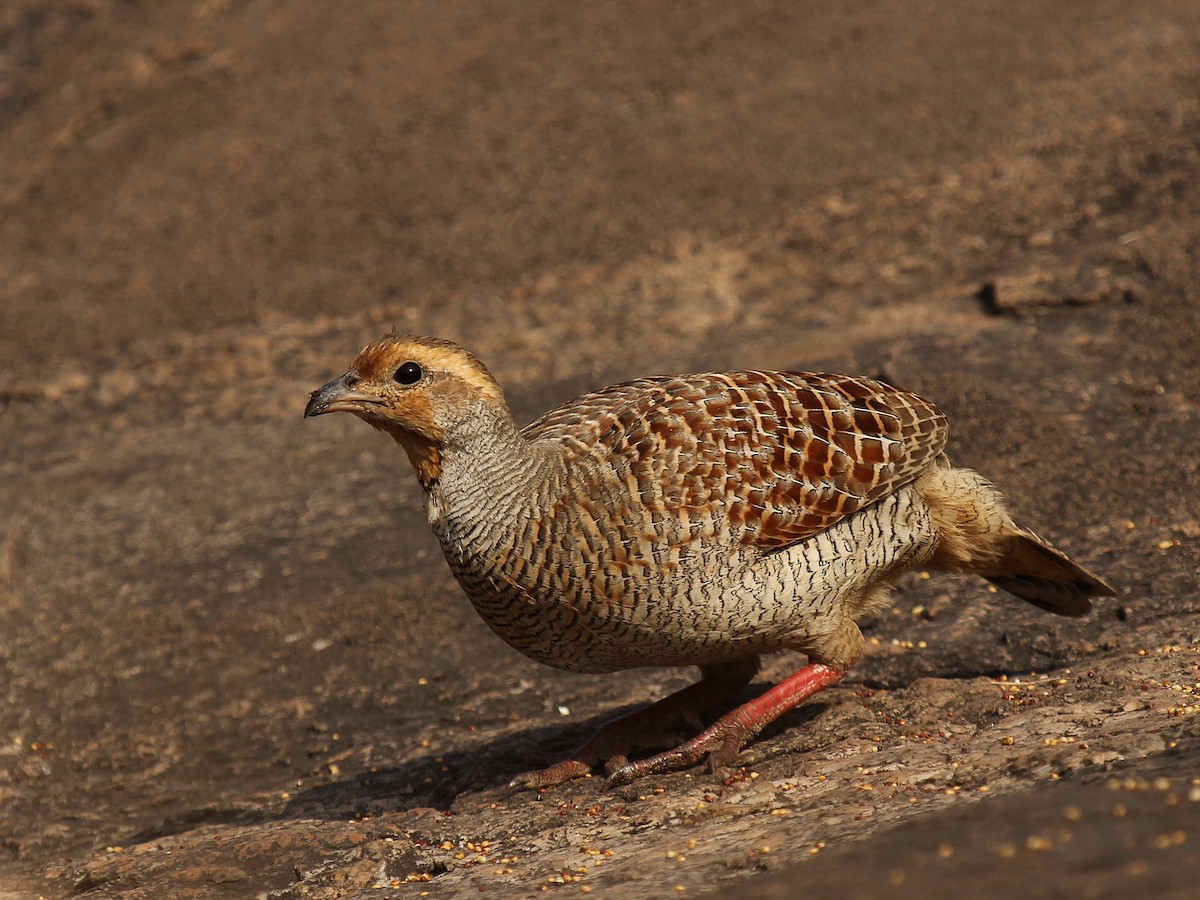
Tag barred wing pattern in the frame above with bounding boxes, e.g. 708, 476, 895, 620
523, 371, 948, 551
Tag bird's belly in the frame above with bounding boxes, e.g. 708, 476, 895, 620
443, 488, 938, 673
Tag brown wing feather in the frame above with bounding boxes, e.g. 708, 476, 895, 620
523, 371, 948, 550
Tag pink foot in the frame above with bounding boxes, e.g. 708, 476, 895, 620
507, 658, 759, 791
605, 663, 844, 786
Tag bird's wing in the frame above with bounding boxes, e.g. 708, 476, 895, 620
523, 371, 948, 550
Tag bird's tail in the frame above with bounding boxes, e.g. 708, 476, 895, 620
917, 462, 1117, 617
982, 530, 1116, 617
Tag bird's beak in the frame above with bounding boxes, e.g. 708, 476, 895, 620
304, 374, 383, 418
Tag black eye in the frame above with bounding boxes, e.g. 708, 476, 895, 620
394, 361, 423, 385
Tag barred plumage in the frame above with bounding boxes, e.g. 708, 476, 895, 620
526, 370, 947, 550
305, 334, 1116, 788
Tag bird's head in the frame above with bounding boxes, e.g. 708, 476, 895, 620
305, 333, 508, 487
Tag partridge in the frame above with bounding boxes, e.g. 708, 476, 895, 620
305, 334, 1115, 788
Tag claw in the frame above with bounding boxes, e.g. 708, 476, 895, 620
604, 764, 637, 788
601, 754, 630, 776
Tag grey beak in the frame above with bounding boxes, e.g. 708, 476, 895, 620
304, 374, 381, 418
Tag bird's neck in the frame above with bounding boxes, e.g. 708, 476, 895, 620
385, 403, 551, 539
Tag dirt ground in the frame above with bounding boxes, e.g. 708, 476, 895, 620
2, 1, 1200, 897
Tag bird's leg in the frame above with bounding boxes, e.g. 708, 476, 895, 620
606, 618, 863, 786
507, 657, 759, 791
605, 661, 845, 786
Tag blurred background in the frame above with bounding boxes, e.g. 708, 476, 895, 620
3, 0, 1196, 382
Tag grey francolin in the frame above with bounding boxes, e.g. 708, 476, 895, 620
305, 334, 1115, 788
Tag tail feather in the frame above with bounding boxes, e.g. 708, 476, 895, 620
917, 463, 1117, 618
983, 531, 1117, 617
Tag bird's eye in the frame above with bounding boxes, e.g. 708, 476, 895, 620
394, 361, 423, 385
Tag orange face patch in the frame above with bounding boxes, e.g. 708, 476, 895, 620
335, 334, 512, 488
375, 388, 446, 444
352, 334, 505, 406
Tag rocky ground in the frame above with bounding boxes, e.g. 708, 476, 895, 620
2, 1, 1199, 897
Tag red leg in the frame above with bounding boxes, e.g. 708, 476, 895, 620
605, 662, 844, 786
507, 658, 759, 791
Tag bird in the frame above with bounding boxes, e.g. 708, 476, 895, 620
305, 333, 1116, 789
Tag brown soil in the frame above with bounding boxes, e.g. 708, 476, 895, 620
2, 1, 1199, 897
